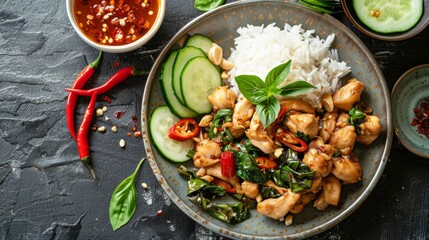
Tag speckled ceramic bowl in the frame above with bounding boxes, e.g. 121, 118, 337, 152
392, 64, 429, 158
341, 0, 429, 41
141, 1, 392, 239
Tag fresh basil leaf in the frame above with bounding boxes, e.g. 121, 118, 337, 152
265, 60, 291, 87
279, 80, 316, 96
194, 0, 225, 11
251, 88, 270, 104
235, 75, 266, 104
109, 159, 145, 231
256, 96, 280, 128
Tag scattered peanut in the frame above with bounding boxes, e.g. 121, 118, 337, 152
141, 182, 148, 189
208, 44, 223, 65
102, 106, 108, 112
274, 148, 284, 158
220, 59, 235, 70
221, 71, 229, 80
119, 139, 126, 148
199, 115, 213, 127
111, 125, 118, 133
96, 108, 104, 117
97, 126, 106, 132
285, 215, 293, 226
321, 93, 334, 112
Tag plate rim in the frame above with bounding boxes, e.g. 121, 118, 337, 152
141, 0, 393, 239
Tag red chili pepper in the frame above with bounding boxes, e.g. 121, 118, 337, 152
77, 92, 98, 179
211, 178, 237, 194
273, 126, 308, 152
66, 51, 102, 141
220, 151, 236, 178
64, 66, 148, 96
255, 156, 278, 169
167, 118, 200, 141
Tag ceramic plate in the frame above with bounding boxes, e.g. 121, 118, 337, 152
141, 1, 392, 239
392, 64, 429, 158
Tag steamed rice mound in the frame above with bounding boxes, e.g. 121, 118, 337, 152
228, 23, 351, 107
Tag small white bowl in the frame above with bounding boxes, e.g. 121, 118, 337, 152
66, 0, 165, 53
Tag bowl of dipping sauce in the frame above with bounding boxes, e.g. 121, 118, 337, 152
341, 0, 429, 41
66, 0, 165, 53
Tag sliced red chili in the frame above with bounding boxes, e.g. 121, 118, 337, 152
220, 151, 235, 178
167, 118, 200, 142
273, 126, 308, 152
66, 51, 102, 141
255, 156, 278, 169
212, 178, 237, 194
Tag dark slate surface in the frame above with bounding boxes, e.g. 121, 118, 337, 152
0, 0, 429, 239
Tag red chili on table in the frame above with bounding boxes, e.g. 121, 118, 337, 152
77, 92, 98, 179
66, 51, 102, 141
65, 66, 147, 96
411, 98, 429, 138
220, 151, 236, 178
273, 126, 308, 152
167, 118, 200, 141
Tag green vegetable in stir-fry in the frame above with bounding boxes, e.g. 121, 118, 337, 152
178, 165, 251, 224
348, 105, 366, 134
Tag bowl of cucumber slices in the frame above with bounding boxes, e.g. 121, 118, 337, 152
341, 0, 429, 41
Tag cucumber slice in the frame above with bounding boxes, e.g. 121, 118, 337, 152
172, 46, 206, 105
160, 50, 198, 118
353, 0, 423, 33
149, 106, 194, 163
180, 57, 221, 114
185, 34, 214, 55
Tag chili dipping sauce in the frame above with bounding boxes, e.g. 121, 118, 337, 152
73, 0, 159, 46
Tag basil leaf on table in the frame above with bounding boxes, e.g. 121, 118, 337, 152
109, 158, 145, 231
235, 60, 316, 128
194, 0, 225, 11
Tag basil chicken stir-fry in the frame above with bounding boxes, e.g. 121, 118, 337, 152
178, 77, 382, 225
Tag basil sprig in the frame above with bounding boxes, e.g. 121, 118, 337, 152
194, 0, 225, 11
109, 158, 145, 231
235, 60, 316, 128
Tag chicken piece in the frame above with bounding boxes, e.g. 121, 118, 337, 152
290, 192, 316, 214
280, 99, 315, 114
357, 115, 382, 145
332, 155, 362, 184
245, 112, 275, 154
228, 96, 255, 138
257, 188, 300, 220
207, 86, 236, 111
314, 174, 342, 210
319, 111, 338, 143
322, 174, 341, 206
263, 180, 289, 195
302, 148, 333, 177
205, 162, 243, 194
285, 113, 319, 140
333, 78, 365, 111
241, 181, 260, 199
193, 139, 221, 168
308, 137, 335, 156
336, 112, 350, 128
329, 125, 356, 156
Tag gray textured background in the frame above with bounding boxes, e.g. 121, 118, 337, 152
1, 0, 429, 239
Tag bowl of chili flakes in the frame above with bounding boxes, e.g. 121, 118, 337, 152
66, 0, 165, 53
392, 63, 429, 158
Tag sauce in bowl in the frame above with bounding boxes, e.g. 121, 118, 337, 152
73, 0, 159, 46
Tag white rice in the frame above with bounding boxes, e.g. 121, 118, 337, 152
227, 23, 351, 107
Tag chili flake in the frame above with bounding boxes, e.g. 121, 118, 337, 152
73, 0, 159, 46
411, 98, 429, 138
